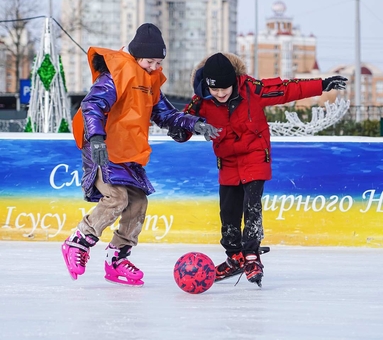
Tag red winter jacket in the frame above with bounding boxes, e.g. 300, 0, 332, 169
185, 53, 323, 186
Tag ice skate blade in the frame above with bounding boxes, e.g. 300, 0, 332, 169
105, 275, 144, 287
67, 271, 78, 280
248, 273, 263, 288
259, 246, 270, 255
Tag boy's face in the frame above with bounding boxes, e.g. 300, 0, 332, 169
208, 86, 233, 103
137, 58, 163, 73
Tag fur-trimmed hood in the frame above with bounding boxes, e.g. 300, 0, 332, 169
191, 52, 247, 96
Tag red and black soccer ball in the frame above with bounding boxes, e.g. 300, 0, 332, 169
173, 252, 216, 294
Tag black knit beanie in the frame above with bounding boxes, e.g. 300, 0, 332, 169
203, 53, 236, 88
128, 23, 167, 59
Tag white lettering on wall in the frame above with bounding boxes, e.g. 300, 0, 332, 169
361, 190, 383, 213
1, 206, 66, 238
49, 164, 81, 189
145, 214, 174, 240
262, 190, 383, 220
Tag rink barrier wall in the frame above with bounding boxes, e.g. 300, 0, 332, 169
1, 133, 383, 247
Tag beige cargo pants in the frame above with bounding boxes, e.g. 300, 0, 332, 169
77, 168, 148, 248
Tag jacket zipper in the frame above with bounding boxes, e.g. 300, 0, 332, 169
261, 91, 284, 98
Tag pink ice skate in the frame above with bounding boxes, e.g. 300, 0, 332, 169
104, 244, 144, 286
61, 230, 98, 280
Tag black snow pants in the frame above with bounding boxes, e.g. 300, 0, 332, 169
219, 180, 265, 257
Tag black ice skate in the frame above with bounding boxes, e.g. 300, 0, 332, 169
215, 252, 245, 282
244, 254, 264, 287
215, 247, 270, 283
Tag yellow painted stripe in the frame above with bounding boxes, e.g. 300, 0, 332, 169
0, 198, 382, 247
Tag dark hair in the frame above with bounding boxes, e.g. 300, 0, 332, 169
92, 53, 109, 73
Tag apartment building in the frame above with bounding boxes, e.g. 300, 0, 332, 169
60, 0, 237, 97
332, 64, 383, 108
291, 63, 383, 113
237, 1, 316, 80
0, 40, 6, 93
236, 1, 383, 112
0, 30, 33, 93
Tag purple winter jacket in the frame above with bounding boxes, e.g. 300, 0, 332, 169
81, 73, 201, 202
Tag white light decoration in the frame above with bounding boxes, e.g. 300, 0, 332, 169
269, 99, 350, 136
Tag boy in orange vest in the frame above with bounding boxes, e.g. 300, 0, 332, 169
62, 23, 219, 286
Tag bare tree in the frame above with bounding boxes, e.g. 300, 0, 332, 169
0, 0, 45, 93
0, 0, 100, 95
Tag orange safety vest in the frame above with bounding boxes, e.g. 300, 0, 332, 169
72, 47, 166, 166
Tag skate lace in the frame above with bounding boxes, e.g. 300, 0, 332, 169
118, 259, 140, 273
78, 250, 90, 266
235, 272, 244, 286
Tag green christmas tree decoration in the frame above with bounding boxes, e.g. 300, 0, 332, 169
58, 118, 70, 133
24, 117, 32, 132
59, 55, 68, 93
24, 117, 37, 132
37, 54, 56, 91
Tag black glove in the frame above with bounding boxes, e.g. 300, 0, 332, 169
322, 76, 348, 92
193, 121, 221, 141
90, 135, 108, 166
167, 126, 188, 142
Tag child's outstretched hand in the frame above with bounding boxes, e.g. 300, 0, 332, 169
193, 121, 221, 141
322, 76, 348, 92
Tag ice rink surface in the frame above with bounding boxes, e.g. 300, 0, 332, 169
1, 241, 382, 340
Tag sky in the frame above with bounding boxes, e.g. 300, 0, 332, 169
237, 0, 383, 72
46, 0, 383, 74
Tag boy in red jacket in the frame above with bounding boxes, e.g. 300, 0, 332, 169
169, 52, 347, 287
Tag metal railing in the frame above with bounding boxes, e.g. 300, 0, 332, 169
346, 106, 383, 121
1, 105, 383, 134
